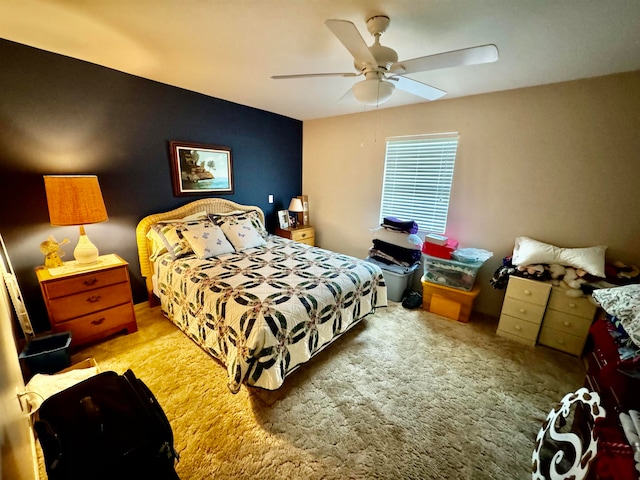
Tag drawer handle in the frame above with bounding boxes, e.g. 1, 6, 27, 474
515, 325, 522, 331
83, 278, 98, 286
568, 303, 576, 308
91, 317, 105, 326
558, 339, 565, 345
87, 295, 102, 303
300, 233, 307, 238
519, 308, 526, 314
523, 290, 531, 296
563, 321, 571, 327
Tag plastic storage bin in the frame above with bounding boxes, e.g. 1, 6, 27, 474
422, 254, 484, 291
376, 264, 419, 302
19, 331, 72, 375
421, 278, 481, 323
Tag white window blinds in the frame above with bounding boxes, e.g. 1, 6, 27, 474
380, 134, 459, 234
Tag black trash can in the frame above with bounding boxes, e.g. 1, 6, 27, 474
19, 331, 72, 375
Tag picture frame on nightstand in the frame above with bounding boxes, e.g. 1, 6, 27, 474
278, 210, 289, 229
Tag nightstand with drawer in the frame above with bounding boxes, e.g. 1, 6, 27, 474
35, 254, 137, 348
537, 286, 598, 356
496, 276, 551, 346
275, 225, 315, 246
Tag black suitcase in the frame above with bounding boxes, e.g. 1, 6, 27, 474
34, 369, 179, 480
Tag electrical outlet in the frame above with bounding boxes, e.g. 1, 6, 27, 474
268, 195, 274, 204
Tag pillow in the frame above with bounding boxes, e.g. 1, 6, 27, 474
219, 218, 267, 251
209, 210, 268, 240
181, 223, 235, 259
152, 218, 211, 259
146, 211, 208, 260
593, 284, 640, 347
512, 236, 607, 277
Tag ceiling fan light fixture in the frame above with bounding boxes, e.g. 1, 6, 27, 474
352, 78, 395, 105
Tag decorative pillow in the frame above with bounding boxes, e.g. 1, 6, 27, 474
146, 211, 208, 260
152, 218, 211, 259
209, 210, 268, 240
592, 284, 640, 347
219, 218, 267, 251
181, 223, 235, 259
512, 236, 607, 277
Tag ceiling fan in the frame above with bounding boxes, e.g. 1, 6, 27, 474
272, 15, 499, 106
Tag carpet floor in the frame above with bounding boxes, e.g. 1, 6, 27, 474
43, 301, 585, 479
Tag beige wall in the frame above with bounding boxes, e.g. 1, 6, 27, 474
302, 71, 640, 317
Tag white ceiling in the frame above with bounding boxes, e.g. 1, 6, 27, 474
2, 0, 640, 121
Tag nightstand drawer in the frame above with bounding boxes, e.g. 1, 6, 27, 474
547, 288, 597, 319
42, 267, 129, 299
500, 297, 546, 324
504, 277, 551, 305
54, 303, 136, 345
290, 229, 314, 242
47, 281, 132, 322
541, 309, 592, 338
538, 328, 586, 356
497, 314, 541, 343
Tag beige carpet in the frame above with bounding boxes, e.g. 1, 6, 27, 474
43, 301, 585, 479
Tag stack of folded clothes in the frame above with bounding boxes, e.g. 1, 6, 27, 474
367, 217, 423, 274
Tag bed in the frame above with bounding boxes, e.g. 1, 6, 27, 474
136, 198, 387, 393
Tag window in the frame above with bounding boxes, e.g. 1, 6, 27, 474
379, 133, 459, 235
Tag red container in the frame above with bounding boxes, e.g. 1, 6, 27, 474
422, 239, 458, 259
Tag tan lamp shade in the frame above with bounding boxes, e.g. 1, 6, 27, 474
288, 197, 304, 212
44, 175, 108, 265
44, 175, 108, 226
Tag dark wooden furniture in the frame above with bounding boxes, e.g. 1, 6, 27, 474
581, 312, 640, 479
36, 254, 137, 347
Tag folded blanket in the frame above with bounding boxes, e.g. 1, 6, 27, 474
371, 227, 422, 251
382, 217, 419, 234
369, 249, 414, 269
372, 239, 422, 266
365, 256, 420, 274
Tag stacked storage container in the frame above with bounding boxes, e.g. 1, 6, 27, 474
366, 217, 423, 302
420, 238, 493, 322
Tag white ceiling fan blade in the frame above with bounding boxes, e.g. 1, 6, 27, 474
337, 88, 355, 103
325, 19, 377, 68
392, 44, 499, 75
390, 76, 446, 101
271, 72, 358, 79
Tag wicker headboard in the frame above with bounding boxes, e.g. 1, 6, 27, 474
135, 198, 265, 301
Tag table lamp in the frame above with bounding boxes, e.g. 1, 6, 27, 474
288, 197, 304, 228
44, 175, 108, 265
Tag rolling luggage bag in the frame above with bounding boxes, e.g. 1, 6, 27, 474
34, 369, 179, 480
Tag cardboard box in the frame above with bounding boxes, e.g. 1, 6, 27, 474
421, 278, 481, 323
58, 357, 100, 374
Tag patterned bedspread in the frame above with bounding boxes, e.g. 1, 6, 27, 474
155, 236, 387, 393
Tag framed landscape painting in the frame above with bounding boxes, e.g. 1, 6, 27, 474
169, 141, 234, 196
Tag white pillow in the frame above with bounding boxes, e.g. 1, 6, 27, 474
181, 223, 235, 259
146, 211, 208, 260
592, 284, 640, 347
219, 219, 267, 251
512, 236, 606, 277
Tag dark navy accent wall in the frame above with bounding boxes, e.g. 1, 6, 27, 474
0, 39, 302, 332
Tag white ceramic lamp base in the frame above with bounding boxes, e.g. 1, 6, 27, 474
74, 232, 99, 264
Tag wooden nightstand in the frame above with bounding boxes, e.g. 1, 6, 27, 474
35, 253, 137, 348
275, 225, 315, 246
538, 286, 598, 356
496, 276, 551, 346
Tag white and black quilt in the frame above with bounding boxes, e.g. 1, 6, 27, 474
155, 236, 387, 393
